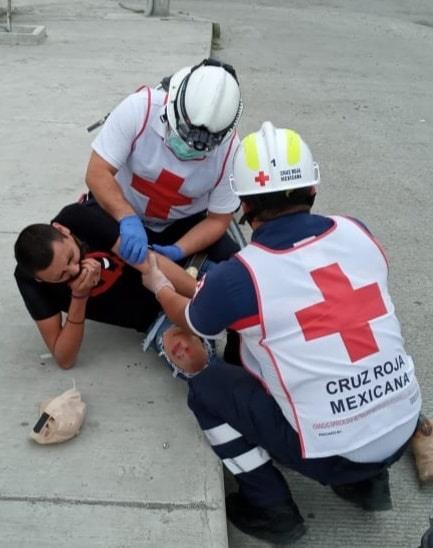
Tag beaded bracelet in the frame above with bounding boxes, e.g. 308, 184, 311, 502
66, 318, 85, 325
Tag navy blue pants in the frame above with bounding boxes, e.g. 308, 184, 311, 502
187, 361, 409, 509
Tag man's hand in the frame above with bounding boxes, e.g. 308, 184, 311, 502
141, 253, 174, 296
152, 244, 185, 262
119, 214, 148, 264
68, 258, 101, 297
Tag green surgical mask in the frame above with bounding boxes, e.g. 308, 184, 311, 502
166, 131, 206, 161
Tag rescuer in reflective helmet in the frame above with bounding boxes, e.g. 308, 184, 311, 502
85, 58, 243, 266
166, 59, 242, 155
140, 121, 421, 544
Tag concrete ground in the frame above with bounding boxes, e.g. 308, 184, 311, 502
1, 1, 433, 547
1, 2, 226, 547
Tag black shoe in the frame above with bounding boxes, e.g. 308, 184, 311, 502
331, 469, 392, 511
226, 492, 306, 544
420, 525, 433, 548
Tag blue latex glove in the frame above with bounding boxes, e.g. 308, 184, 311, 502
119, 214, 148, 264
152, 243, 185, 262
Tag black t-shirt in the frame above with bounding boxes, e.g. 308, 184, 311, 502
14, 202, 160, 332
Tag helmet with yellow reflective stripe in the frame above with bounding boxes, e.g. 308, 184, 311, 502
230, 121, 320, 196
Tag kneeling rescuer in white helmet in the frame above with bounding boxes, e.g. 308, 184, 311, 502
86, 58, 243, 266
140, 122, 422, 544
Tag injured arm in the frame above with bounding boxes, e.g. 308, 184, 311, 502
153, 284, 191, 332
140, 253, 193, 331
110, 241, 197, 298
155, 254, 197, 298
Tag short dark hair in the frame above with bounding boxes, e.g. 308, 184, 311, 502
14, 224, 65, 277
241, 187, 315, 223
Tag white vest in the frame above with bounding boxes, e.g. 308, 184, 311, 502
115, 87, 239, 232
237, 216, 421, 458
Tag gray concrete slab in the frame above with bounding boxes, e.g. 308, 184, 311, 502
0, 4, 212, 233
0, 25, 47, 45
1, 3, 227, 547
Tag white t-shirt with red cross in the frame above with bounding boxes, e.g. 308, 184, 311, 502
92, 86, 240, 232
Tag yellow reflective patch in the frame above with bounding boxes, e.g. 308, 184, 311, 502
286, 130, 301, 166
243, 133, 260, 171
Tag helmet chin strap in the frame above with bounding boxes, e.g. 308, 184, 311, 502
239, 210, 258, 226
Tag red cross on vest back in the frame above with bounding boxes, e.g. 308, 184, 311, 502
255, 171, 269, 187
131, 169, 192, 219
295, 263, 387, 362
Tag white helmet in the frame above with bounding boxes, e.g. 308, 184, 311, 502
231, 122, 320, 196
166, 59, 243, 152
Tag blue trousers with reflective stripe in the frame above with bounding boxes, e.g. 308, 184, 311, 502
187, 361, 408, 509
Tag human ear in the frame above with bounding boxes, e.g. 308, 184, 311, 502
52, 222, 71, 237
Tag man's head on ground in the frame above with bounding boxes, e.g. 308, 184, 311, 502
230, 121, 320, 226
160, 325, 210, 378
15, 223, 83, 282
165, 58, 243, 159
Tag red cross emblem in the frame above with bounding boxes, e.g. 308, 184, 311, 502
254, 171, 269, 187
295, 263, 387, 362
131, 169, 192, 219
